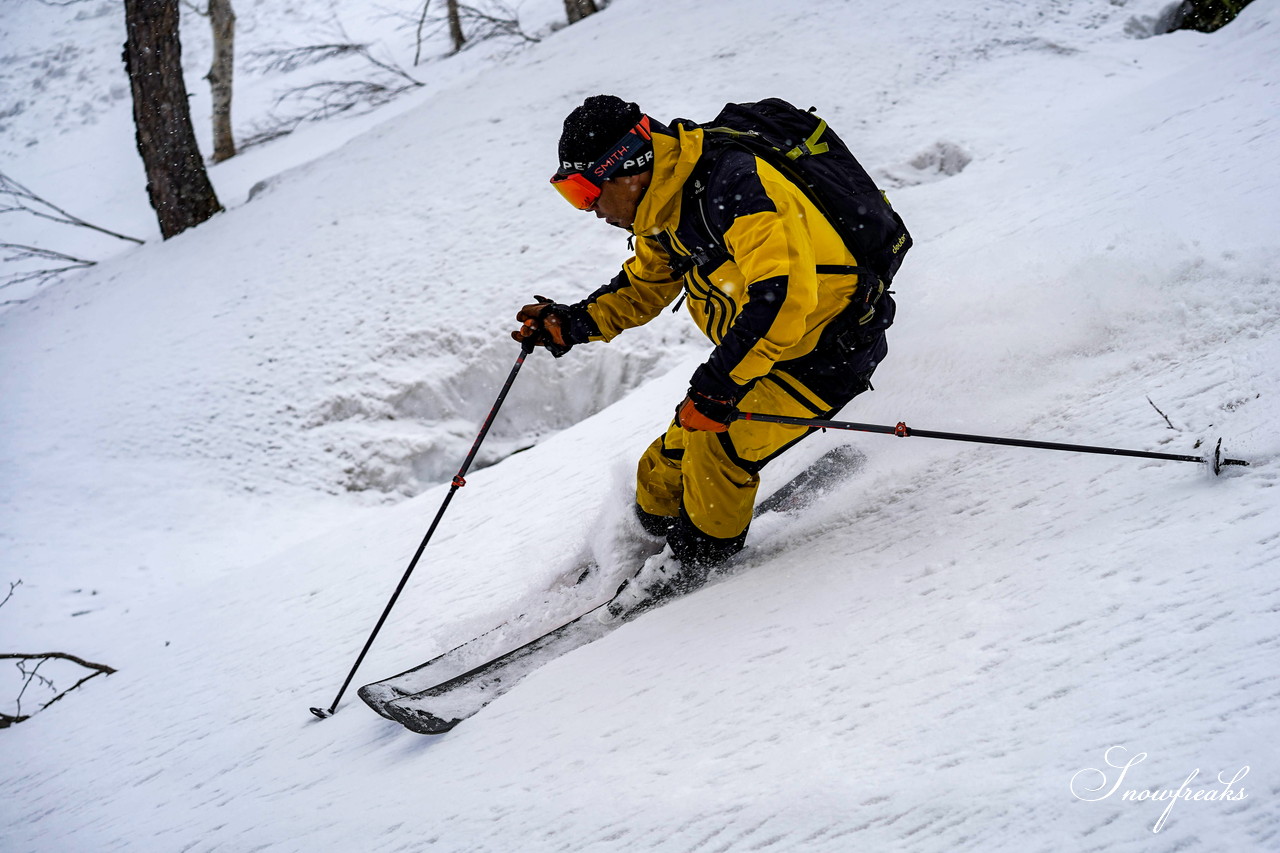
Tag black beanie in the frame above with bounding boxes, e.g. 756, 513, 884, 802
557, 95, 652, 177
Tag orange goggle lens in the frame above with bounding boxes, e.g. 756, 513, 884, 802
550, 171, 602, 210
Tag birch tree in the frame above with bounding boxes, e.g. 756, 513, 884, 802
205, 0, 237, 163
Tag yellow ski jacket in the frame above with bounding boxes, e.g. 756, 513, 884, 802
564, 119, 868, 401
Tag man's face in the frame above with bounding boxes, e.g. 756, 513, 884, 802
588, 172, 650, 230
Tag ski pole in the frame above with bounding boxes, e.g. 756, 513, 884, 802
734, 412, 1249, 474
311, 340, 536, 720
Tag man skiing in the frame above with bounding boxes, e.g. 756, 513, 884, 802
513, 95, 900, 617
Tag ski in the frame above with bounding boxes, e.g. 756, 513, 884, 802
357, 620, 525, 720
358, 443, 864, 720
383, 602, 627, 734
357, 577, 607, 719
371, 443, 865, 733
754, 443, 864, 515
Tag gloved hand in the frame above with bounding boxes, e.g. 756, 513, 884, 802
676, 389, 737, 433
512, 295, 573, 357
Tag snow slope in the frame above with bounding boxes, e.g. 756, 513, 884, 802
2, 0, 1279, 850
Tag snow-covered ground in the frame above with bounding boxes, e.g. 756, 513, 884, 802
2, 0, 1278, 849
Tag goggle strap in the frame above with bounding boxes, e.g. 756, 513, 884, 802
588, 115, 652, 184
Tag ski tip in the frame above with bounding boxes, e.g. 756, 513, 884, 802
357, 684, 414, 720
309, 706, 333, 720
386, 702, 461, 735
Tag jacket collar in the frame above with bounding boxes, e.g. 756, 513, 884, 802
632, 119, 705, 238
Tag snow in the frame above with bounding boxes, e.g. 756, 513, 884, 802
2, 0, 1279, 849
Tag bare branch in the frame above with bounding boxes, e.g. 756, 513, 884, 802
0, 652, 118, 674
246, 42, 371, 74
414, 0, 434, 65
14, 658, 52, 718
250, 40, 422, 88
394, 0, 539, 64
0, 266, 95, 292
359, 47, 424, 87
1, 651, 117, 729
240, 25, 423, 150
1, 243, 97, 265
1146, 396, 1178, 430
0, 243, 97, 292
0, 580, 19, 611
460, 1, 540, 42
15, 660, 55, 692
274, 79, 403, 119
0, 172, 145, 245
36, 667, 114, 714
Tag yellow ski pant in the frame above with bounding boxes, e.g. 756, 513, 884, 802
635, 369, 834, 544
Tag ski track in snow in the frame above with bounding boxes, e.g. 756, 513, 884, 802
3, 0, 1280, 850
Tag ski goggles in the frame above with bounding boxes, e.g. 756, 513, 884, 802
550, 115, 652, 210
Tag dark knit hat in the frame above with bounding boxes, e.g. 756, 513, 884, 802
557, 95, 652, 177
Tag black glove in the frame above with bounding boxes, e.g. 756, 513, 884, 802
512, 295, 574, 358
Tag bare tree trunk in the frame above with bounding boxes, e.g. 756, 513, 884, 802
206, 0, 236, 163
447, 0, 465, 53
1170, 0, 1251, 32
564, 0, 598, 24
123, 0, 223, 239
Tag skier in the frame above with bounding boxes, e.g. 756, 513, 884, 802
513, 95, 898, 617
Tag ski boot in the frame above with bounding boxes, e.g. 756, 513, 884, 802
601, 546, 710, 622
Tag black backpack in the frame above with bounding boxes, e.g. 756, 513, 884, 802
676, 98, 912, 284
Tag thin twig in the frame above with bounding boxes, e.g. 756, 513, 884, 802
1146, 396, 1178, 431
1, 243, 97, 265
240, 20, 424, 150
13, 658, 51, 719
0, 580, 20, 610
360, 47, 424, 87
0, 265, 94, 291
246, 42, 370, 74
414, 0, 434, 65
38, 668, 114, 714
0, 173, 144, 245
0, 243, 97, 291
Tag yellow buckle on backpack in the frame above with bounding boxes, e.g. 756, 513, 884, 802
786, 120, 831, 159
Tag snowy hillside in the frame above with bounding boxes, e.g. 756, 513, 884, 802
2, 0, 1279, 850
